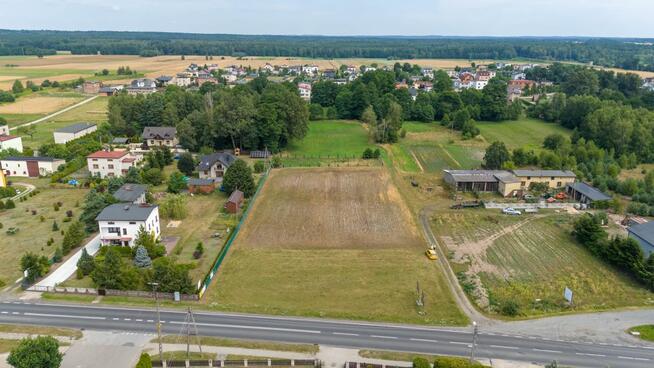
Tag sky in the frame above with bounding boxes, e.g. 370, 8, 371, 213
0, 0, 652, 38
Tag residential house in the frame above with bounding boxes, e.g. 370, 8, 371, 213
408, 87, 418, 101
334, 78, 348, 85
126, 79, 157, 95
197, 152, 236, 180
362, 66, 376, 73
512, 170, 576, 190
302, 65, 319, 76
113, 184, 147, 204
643, 78, 654, 91
82, 80, 102, 94
566, 182, 612, 205
322, 69, 337, 79
54, 122, 97, 144
1, 156, 64, 177
223, 74, 238, 84
512, 72, 527, 80
96, 204, 160, 247
417, 81, 433, 92
476, 71, 496, 81
197, 75, 218, 85
142, 127, 178, 148
175, 73, 193, 87
346, 65, 358, 75
112, 137, 130, 145
0, 125, 8, 136
507, 80, 536, 101
98, 85, 123, 96
155, 76, 173, 87
421, 68, 434, 79
87, 150, 137, 178
443, 169, 576, 197
224, 190, 244, 214
0, 135, 23, 152
628, 222, 654, 257
188, 178, 216, 194
472, 79, 488, 90
298, 82, 312, 101
261, 63, 275, 73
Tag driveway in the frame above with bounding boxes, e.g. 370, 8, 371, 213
34, 234, 101, 288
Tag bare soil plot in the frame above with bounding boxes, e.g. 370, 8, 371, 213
235, 167, 421, 250
0, 96, 83, 114
205, 167, 467, 325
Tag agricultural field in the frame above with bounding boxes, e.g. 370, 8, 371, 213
0, 95, 83, 115
0, 179, 89, 287
476, 118, 572, 150
205, 167, 467, 325
431, 210, 654, 318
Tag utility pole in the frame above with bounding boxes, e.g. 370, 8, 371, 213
149, 282, 164, 366
470, 321, 478, 364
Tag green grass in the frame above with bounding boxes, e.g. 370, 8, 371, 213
0, 113, 44, 127
0, 324, 82, 339
358, 350, 488, 366
402, 121, 440, 133
431, 211, 654, 318
157, 336, 319, 354
409, 144, 482, 173
0, 185, 89, 285
628, 325, 654, 341
477, 117, 572, 150
388, 144, 420, 173
152, 351, 217, 360
286, 120, 375, 157
0, 67, 90, 78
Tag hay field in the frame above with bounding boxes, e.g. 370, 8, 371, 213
205, 167, 467, 325
236, 167, 420, 249
0, 96, 83, 114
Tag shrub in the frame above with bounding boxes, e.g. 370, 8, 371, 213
272, 156, 282, 168
53, 203, 60, 211
52, 221, 59, 231
52, 247, 63, 263
66, 210, 73, 218
7, 336, 62, 368
253, 160, 265, 174
412, 357, 430, 368
193, 242, 204, 259
434, 356, 486, 367
135, 352, 153, 368
159, 194, 187, 220
4, 199, 15, 209
500, 300, 520, 316
362, 148, 373, 159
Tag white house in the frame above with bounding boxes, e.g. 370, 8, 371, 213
96, 204, 160, 247
302, 65, 319, 76
421, 68, 434, 79
298, 83, 312, 101
0, 135, 23, 152
125, 79, 157, 95
473, 79, 489, 90
175, 73, 193, 87
197, 152, 237, 180
54, 122, 97, 144
87, 150, 137, 178
142, 127, 178, 148
0, 125, 8, 136
0, 156, 64, 177
113, 183, 147, 204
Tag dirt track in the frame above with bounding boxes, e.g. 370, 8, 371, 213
235, 167, 422, 250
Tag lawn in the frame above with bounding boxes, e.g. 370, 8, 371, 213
157, 336, 319, 354
628, 325, 654, 342
0, 182, 89, 286
204, 167, 467, 326
17, 96, 108, 148
0, 113, 44, 127
477, 117, 572, 150
286, 120, 375, 158
431, 211, 654, 318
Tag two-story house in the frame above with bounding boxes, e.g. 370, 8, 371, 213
298, 83, 312, 101
197, 152, 237, 180
87, 150, 137, 178
113, 183, 148, 204
96, 204, 160, 247
142, 127, 178, 148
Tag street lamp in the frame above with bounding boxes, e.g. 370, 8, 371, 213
148, 282, 164, 365
470, 321, 478, 364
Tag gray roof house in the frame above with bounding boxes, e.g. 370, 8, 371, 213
95, 203, 158, 222
53, 122, 97, 144
197, 152, 237, 180
113, 184, 147, 204
628, 222, 654, 257
142, 127, 178, 148
566, 182, 611, 204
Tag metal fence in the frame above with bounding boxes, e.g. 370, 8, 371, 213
483, 201, 573, 209
28, 285, 199, 301
152, 359, 318, 368
198, 167, 271, 299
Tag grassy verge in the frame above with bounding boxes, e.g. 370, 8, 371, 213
0, 324, 82, 339
157, 336, 319, 354
628, 325, 654, 341
358, 350, 488, 367
152, 351, 217, 360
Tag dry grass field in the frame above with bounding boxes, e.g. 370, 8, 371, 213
0, 96, 83, 114
205, 167, 467, 325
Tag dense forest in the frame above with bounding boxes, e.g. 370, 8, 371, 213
2, 30, 654, 71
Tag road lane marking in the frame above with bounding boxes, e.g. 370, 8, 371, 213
618, 356, 650, 361
11, 312, 19, 315
533, 349, 562, 353
490, 345, 518, 350
0, 312, 7, 314
333, 332, 359, 336
449, 341, 469, 345
147, 320, 154, 323
410, 338, 438, 343
576, 353, 605, 357
371, 335, 397, 339
124, 318, 131, 321
135, 319, 143, 322
112, 318, 120, 321
24, 313, 105, 320
168, 321, 321, 334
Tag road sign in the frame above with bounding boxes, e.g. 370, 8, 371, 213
564, 287, 573, 303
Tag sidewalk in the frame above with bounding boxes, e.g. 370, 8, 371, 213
34, 234, 101, 288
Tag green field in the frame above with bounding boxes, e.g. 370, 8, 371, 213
0, 113, 44, 127
431, 211, 654, 318
286, 120, 376, 157
0, 67, 89, 78
0, 180, 89, 285
477, 118, 572, 150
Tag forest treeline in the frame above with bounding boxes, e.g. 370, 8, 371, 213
2, 30, 654, 71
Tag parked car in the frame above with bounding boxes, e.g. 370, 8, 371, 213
502, 207, 522, 215
425, 249, 438, 260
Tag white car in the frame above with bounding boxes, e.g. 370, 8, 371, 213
502, 207, 522, 215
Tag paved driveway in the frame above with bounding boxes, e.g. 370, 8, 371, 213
35, 234, 101, 288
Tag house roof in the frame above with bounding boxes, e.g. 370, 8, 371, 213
112, 137, 129, 144
494, 172, 520, 184
628, 222, 654, 246
512, 170, 576, 178
113, 184, 147, 203
443, 170, 504, 183
156, 75, 173, 82
129, 78, 156, 88
197, 152, 237, 171
55, 122, 96, 134
188, 178, 215, 186
95, 204, 158, 222
142, 127, 177, 140
227, 190, 244, 203
567, 182, 611, 201
1, 156, 62, 162
99, 86, 118, 93
0, 135, 19, 142
87, 150, 129, 159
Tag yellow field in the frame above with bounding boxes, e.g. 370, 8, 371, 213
0, 96, 83, 114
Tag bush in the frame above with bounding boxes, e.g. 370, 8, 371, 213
193, 242, 204, 259
4, 199, 15, 209
52, 221, 59, 232
253, 160, 265, 174
362, 148, 373, 159
434, 356, 486, 368
500, 300, 520, 316
7, 336, 62, 368
52, 247, 63, 263
412, 357, 430, 368
272, 156, 282, 168
135, 352, 153, 368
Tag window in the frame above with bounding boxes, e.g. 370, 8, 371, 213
107, 227, 120, 234
92, 164, 99, 169
551, 177, 555, 180
122, 228, 127, 235
520, 181, 526, 187
129, 222, 136, 225
557, 181, 562, 187
527, 176, 531, 180
108, 164, 114, 169
92, 159, 98, 162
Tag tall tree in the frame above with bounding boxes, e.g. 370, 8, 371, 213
483, 141, 510, 169
223, 159, 256, 197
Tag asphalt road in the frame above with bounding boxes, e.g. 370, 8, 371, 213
0, 301, 652, 367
